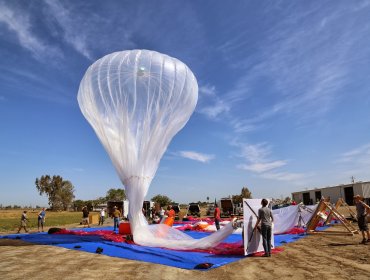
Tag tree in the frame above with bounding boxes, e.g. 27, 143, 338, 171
151, 194, 173, 207
241, 187, 252, 199
92, 196, 106, 206
105, 188, 126, 201
232, 186, 252, 204
35, 175, 75, 211
73, 199, 85, 211
58, 180, 75, 210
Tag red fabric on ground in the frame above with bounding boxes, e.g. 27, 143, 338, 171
52, 229, 286, 256
178, 241, 284, 256
280, 227, 305, 235
250, 247, 284, 257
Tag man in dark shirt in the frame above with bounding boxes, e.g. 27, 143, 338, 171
82, 206, 90, 228
254, 199, 274, 257
354, 195, 370, 244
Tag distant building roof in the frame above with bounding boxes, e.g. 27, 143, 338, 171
292, 181, 370, 194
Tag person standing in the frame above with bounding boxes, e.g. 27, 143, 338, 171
82, 206, 90, 228
159, 207, 165, 220
354, 195, 370, 244
214, 203, 221, 231
112, 206, 121, 232
254, 199, 274, 257
38, 208, 46, 232
17, 210, 29, 233
99, 208, 106, 226
164, 205, 176, 227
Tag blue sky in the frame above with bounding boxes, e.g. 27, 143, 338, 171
1, 1, 370, 206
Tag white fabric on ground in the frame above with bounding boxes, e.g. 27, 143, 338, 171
273, 205, 317, 234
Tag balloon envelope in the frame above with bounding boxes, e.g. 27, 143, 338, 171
78, 50, 235, 249
78, 50, 198, 188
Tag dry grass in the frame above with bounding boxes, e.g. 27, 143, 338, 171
0, 209, 84, 232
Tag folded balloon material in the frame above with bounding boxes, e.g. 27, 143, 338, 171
78, 50, 235, 249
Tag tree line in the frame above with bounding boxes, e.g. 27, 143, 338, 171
35, 174, 252, 211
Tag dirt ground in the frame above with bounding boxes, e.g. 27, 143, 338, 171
0, 222, 369, 280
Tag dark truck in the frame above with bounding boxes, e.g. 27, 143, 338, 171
206, 203, 215, 216
186, 203, 201, 217
220, 198, 234, 217
171, 203, 180, 214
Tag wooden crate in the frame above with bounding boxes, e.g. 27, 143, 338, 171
89, 213, 99, 224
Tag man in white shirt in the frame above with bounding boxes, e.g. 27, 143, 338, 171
99, 208, 106, 226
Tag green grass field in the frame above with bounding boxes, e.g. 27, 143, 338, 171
0, 209, 83, 232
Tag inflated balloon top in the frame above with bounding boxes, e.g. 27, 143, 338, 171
78, 50, 198, 187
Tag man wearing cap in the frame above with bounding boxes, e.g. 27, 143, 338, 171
112, 206, 121, 232
354, 195, 370, 244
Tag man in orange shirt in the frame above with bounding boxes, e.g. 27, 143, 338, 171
164, 205, 176, 227
214, 203, 221, 230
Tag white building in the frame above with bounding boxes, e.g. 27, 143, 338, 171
292, 181, 370, 205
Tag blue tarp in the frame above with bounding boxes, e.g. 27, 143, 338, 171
1, 226, 307, 270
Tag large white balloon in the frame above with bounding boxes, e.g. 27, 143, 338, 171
78, 50, 235, 249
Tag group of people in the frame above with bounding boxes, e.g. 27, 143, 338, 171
150, 205, 176, 226
17, 208, 46, 233
80, 205, 121, 231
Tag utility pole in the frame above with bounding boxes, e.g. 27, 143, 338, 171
351, 176, 355, 184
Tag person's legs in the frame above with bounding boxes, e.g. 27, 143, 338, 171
261, 225, 268, 256
113, 218, 118, 231
38, 219, 44, 232
19, 221, 28, 233
266, 226, 272, 256
215, 219, 220, 230
363, 218, 369, 241
358, 216, 367, 243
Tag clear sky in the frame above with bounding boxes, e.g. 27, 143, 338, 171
1, 1, 370, 207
